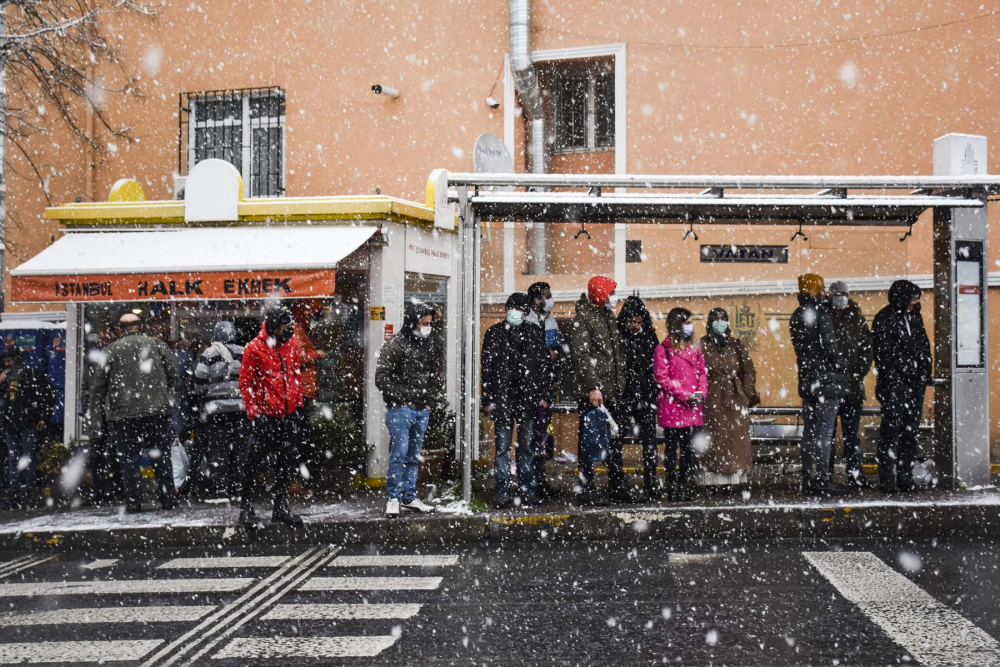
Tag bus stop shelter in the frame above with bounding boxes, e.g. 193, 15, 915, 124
429, 158, 1000, 502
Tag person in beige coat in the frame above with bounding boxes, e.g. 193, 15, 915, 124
698, 308, 759, 488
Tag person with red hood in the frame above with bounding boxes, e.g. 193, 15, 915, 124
571, 276, 629, 505
237, 304, 306, 530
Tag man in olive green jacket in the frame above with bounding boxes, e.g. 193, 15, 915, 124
89, 313, 178, 513
571, 276, 628, 504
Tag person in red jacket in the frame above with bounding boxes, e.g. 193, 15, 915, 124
238, 304, 306, 529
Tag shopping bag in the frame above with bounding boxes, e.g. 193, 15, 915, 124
171, 438, 191, 489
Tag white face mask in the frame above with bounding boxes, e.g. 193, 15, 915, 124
414, 325, 433, 338
682, 323, 694, 338
711, 320, 729, 335
506, 309, 524, 327
543, 297, 555, 313
831, 295, 849, 311
606, 294, 618, 308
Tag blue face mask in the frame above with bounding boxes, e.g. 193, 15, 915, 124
711, 320, 729, 336
682, 323, 694, 338
506, 309, 524, 327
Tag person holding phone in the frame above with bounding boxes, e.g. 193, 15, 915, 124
653, 308, 708, 501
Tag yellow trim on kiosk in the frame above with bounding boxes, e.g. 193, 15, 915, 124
46, 194, 436, 228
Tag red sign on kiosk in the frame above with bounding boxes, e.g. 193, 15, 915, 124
12, 269, 338, 303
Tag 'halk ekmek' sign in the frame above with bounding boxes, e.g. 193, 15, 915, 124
12, 269, 338, 303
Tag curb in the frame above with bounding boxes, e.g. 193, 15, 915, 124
3, 502, 1000, 550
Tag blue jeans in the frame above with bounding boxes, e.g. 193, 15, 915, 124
801, 396, 840, 486
7, 429, 38, 490
385, 407, 430, 502
494, 417, 536, 499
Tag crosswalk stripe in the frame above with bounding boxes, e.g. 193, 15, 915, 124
668, 553, 720, 564
81, 559, 119, 570
158, 557, 291, 570
0, 639, 163, 664
0, 606, 216, 626
300, 577, 442, 591
804, 551, 1000, 667
262, 603, 423, 620
0, 578, 252, 598
329, 555, 458, 567
0, 556, 55, 579
211, 636, 396, 659
180, 548, 341, 666
0, 556, 35, 575
137, 548, 327, 667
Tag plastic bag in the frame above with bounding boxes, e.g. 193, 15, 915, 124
171, 438, 190, 489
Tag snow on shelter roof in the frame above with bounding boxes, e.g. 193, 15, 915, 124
12, 226, 377, 277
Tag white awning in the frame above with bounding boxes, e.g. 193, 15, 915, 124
12, 225, 376, 277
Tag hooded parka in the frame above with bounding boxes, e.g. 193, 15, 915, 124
239, 322, 303, 420
617, 296, 660, 412
830, 300, 874, 404
699, 313, 759, 476
481, 318, 554, 423
375, 304, 444, 410
872, 280, 932, 400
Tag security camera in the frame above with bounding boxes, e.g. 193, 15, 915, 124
372, 84, 400, 99
486, 96, 500, 109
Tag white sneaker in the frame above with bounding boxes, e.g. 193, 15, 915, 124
386, 498, 400, 517
402, 498, 436, 513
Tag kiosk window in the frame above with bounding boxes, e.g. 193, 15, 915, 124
956, 241, 985, 368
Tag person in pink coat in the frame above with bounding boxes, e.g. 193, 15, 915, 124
654, 307, 708, 501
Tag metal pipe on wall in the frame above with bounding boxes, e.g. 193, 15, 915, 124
509, 0, 548, 274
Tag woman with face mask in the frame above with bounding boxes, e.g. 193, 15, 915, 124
653, 307, 708, 501
697, 308, 759, 492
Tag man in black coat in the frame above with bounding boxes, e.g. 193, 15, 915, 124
872, 279, 932, 492
481, 292, 553, 508
789, 274, 849, 497
617, 296, 661, 498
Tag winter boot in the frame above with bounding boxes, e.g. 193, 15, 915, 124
239, 504, 265, 530
272, 500, 304, 528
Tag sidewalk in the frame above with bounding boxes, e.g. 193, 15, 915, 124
2, 478, 999, 550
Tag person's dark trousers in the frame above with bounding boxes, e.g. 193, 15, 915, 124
877, 386, 923, 489
90, 433, 123, 504
611, 403, 659, 493
663, 427, 695, 494
198, 413, 250, 498
241, 413, 302, 511
801, 396, 840, 490
830, 400, 864, 483
577, 399, 626, 494
108, 416, 175, 511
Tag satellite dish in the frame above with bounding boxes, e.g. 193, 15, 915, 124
473, 133, 513, 192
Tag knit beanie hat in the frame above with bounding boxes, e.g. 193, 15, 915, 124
587, 276, 617, 307
798, 273, 825, 297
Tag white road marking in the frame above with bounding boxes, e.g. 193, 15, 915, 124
211, 636, 396, 659
0, 556, 55, 579
804, 551, 1000, 667
0, 556, 35, 574
81, 559, 119, 570
180, 547, 341, 666
262, 603, 423, 620
329, 555, 459, 568
138, 548, 324, 667
0, 639, 163, 663
300, 576, 443, 591
668, 553, 720, 564
158, 556, 290, 570
0, 606, 216, 626
0, 578, 252, 598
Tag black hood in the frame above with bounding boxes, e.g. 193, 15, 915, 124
617, 296, 654, 336
888, 280, 921, 312
403, 301, 436, 333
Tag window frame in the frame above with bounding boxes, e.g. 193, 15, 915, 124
550, 63, 616, 156
184, 89, 287, 198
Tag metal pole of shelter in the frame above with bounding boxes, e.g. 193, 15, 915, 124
456, 186, 480, 504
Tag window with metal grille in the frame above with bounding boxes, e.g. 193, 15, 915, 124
550, 61, 615, 154
179, 87, 285, 198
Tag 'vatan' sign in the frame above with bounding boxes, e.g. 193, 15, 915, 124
12, 270, 338, 303
700, 244, 789, 264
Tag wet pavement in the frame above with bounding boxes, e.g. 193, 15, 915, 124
0, 539, 998, 665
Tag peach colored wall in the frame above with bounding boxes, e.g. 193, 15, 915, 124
5, 1, 1000, 455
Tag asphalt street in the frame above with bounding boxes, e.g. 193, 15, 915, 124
0, 539, 997, 666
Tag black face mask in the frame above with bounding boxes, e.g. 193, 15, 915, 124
911, 302, 921, 315
275, 327, 294, 344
